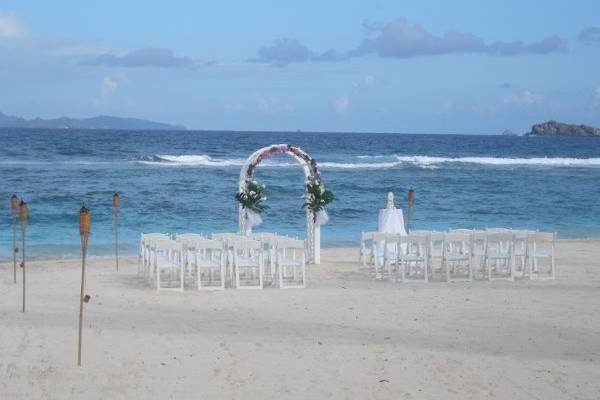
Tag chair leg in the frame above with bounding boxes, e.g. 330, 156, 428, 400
551, 244, 556, 280
156, 264, 161, 290
400, 261, 405, 282
197, 265, 202, 290
180, 261, 184, 291
271, 256, 276, 282
385, 259, 392, 281
259, 261, 264, 289
302, 258, 306, 288
468, 256, 473, 281
444, 258, 450, 282
279, 261, 284, 288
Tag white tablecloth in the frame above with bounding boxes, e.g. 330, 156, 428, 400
376, 208, 407, 265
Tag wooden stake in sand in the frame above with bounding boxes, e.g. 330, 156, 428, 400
113, 192, 119, 272
19, 200, 28, 312
77, 205, 91, 366
406, 189, 415, 233
10, 194, 18, 284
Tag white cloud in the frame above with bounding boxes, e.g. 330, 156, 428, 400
101, 76, 119, 98
503, 90, 544, 106
364, 75, 376, 87
252, 18, 567, 66
334, 96, 349, 113
0, 13, 25, 38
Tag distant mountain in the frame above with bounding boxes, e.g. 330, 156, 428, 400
0, 111, 186, 130
526, 120, 600, 137
502, 129, 518, 136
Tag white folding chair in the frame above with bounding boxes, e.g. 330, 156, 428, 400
397, 233, 430, 283
232, 239, 264, 289
152, 239, 184, 291
372, 232, 400, 279
486, 228, 513, 254
512, 230, 536, 277
275, 238, 307, 289
484, 232, 514, 280
176, 234, 206, 285
359, 231, 376, 269
139, 233, 169, 279
442, 232, 473, 282
428, 231, 445, 279
526, 232, 556, 280
465, 230, 487, 279
448, 229, 477, 269
189, 238, 226, 290
251, 233, 279, 284
213, 233, 244, 280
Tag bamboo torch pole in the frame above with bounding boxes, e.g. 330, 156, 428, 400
77, 205, 91, 366
19, 200, 28, 312
113, 193, 119, 272
10, 195, 18, 284
406, 189, 415, 234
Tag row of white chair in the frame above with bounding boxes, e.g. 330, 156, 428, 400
138, 232, 307, 291
359, 228, 556, 282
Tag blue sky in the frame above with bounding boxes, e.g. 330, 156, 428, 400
0, 0, 599, 133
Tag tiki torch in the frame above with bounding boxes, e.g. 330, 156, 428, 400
19, 200, 28, 312
113, 192, 119, 272
10, 194, 17, 284
77, 205, 91, 366
406, 189, 415, 233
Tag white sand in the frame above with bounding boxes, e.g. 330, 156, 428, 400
1, 240, 599, 399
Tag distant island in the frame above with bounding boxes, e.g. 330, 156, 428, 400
0, 111, 186, 131
526, 120, 600, 137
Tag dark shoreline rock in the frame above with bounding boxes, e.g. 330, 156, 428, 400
526, 120, 600, 137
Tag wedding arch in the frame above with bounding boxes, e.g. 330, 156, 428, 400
237, 144, 331, 264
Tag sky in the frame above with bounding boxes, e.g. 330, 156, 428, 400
0, 0, 599, 134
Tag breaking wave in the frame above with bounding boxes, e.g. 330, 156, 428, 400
136, 154, 600, 169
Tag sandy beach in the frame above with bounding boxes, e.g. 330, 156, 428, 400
1, 239, 599, 399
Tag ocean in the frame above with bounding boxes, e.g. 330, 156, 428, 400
1, 129, 599, 260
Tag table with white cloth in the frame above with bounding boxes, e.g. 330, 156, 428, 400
376, 208, 407, 266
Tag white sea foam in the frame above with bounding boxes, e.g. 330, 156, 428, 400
394, 155, 600, 167
138, 154, 306, 168
139, 154, 246, 167
135, 154, 600, 169
318, 161, 400, 169
351, 155, 600, 168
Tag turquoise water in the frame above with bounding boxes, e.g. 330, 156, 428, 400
1, 129, 599, 260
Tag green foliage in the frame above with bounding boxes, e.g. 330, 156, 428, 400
235, 180, 269, 213
303, 178, 334, 217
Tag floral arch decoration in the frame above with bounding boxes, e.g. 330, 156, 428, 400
236, 144, 333, 264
